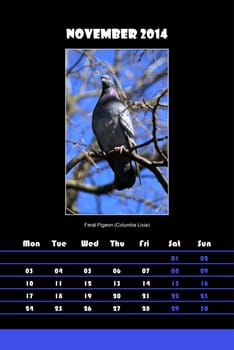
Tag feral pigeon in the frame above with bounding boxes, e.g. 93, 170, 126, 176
92, 74, 136, 190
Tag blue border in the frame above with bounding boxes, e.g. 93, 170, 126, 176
0, 330, 234, 350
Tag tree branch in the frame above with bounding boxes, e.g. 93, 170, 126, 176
66, 151, 102, 174
131, 136, 168, 151
66, 148, 168, 193
66, 140, 88, 148
126, 151, 168, 193
143, 88, 168, 165
114, 192, 158, 209
66, 53, 84, 76
66, 180, 114, 194
66, 153, 87, 174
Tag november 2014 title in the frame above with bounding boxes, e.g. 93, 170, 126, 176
66, 28, 168, 40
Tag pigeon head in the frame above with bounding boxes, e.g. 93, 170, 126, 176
100, 74, 120, 100
101, 74, 114, 89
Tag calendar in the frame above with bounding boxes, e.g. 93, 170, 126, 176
0, 237, 233, 328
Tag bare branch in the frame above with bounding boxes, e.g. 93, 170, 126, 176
66, 153, 87, 174
128, 99, 167, 113
143, 89, 168, 164
73, 90, 98, 103
66, 207, 79, 215
114, 192, 158, 209
66, 148, 168, 193
131, 136, 168, 152
66, 180, 114, 194
66, 52, 84, 76
84, 152, 101, 172
76, 49, 128, 102
66, 140, 88, 148
153, 88, 168, 111
126, 70, 167, 98
126, 151, 168, 193
157, 136, 168, 142
152, 109, 168, 164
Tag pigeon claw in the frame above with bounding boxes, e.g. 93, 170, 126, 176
114, 145, 126, 154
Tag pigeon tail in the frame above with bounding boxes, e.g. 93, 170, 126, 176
112, 158, 136, 190
114, 171, 136, 190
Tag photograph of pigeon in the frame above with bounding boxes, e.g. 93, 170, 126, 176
66, 49, 168, 215
92, 74, 136, 191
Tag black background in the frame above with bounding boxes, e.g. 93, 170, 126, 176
1, 3, 233, 329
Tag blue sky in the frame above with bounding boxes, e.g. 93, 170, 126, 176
66, 49, 168, 214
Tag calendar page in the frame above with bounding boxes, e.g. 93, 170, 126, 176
0, 16, 233, 335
